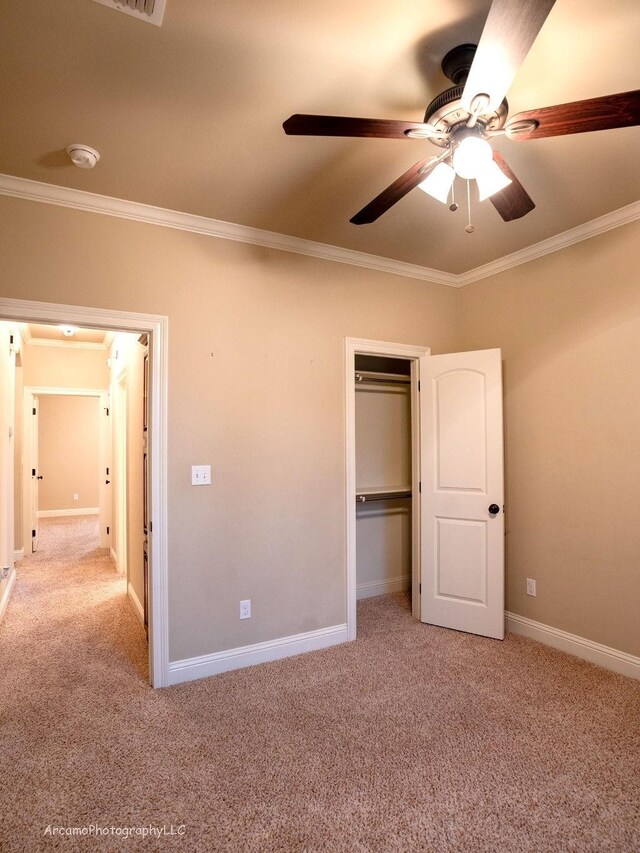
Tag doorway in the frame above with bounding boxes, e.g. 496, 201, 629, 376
0, 297, 168, 687
23, 389, 110, 556
345, 338, 427, 640
345, 337, 505, 642
115, 369, 128, 578
354, 354, 415, 619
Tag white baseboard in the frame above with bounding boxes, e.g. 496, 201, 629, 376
0, 568, 17, 624
37, 507, 99, 518
127, 581, 145, 626
13, 548, 24, 562
506, 611, 640, 681
168, 623, 349, 686
356, 574, 410, 600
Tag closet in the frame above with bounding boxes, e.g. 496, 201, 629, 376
355, 355, 413, 601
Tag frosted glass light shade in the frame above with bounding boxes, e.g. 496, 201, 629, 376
476, 159, 512, 200
418, 162, 456, 204
452, 136, 493, 179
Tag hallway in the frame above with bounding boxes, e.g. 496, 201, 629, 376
4, 515, 147, 681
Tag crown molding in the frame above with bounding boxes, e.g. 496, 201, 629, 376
0, 173, 456, 287
456, 200, 640, 287
0, 173, 637, 289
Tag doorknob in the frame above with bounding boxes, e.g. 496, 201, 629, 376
36, 475, 43, 480
105, 480, 111, 485
488, 504, 500, 515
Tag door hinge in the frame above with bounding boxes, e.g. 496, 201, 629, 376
32, 468, 36, 477
32, 529, 36, 538
419, 481, 422, 493
106, 467, 110, 476
106, 526, 110, 535
149, 521, 152, 533
105, 407, 110, 416
32, 407, 36, 415
419, 583, 421, 594
418, 380, 421, 392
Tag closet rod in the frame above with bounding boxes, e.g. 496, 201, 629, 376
356, 490, 412, 503
355, 371, 410, 385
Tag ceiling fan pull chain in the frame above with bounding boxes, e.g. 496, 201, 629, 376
465, 179, 476, 233
449, 177, 458, 212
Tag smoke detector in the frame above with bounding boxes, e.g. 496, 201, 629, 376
66, 144, 101, 169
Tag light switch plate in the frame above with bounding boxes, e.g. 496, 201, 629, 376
191, 465, 211, 486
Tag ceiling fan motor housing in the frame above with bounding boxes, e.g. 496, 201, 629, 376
441, 43, 477, 85
423, 43, 508, 146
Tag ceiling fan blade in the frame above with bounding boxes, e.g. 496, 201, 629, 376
283, 114, 442, 139
506, 90, 640, 140
462, 0, 556, 114
350, 158, 437, 225
489, 151, 535, 221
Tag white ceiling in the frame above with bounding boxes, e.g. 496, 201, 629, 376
0, 0, 638, 274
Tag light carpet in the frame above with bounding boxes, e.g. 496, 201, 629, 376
1, 516, 639, 852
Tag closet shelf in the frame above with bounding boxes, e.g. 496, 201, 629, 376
356, 487, 412, 503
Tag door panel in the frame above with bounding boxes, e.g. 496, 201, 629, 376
435, 370, 487, 492
99, 392, 111, 549
30, 395, 39, 553
421, 349, 504, 639
436, 517, 487, 604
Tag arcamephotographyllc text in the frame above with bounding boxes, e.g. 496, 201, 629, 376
44, 824, 186, 839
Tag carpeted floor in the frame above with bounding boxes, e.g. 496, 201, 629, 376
1, 516, 639, 852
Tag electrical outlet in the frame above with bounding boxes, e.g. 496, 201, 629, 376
240, 599, 251, 620
526, 578, 536, 597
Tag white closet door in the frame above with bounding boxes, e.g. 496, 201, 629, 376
420, 349, 504, 639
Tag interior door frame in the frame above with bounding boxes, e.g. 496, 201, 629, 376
0, 298, 169, 688
345, 337, 429, 640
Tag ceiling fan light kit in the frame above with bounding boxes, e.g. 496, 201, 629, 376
476, 159, 513, 201
418, 162, 456, 203
451, 134, 493, 180
283, 0, 640, 230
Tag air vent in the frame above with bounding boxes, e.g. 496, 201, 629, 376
92, 0, 167, 27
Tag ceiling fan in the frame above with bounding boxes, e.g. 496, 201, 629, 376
283, 0, 640, 226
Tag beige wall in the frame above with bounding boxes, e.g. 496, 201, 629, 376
459, 220, 640, 657
0, 196, 460, 661
4, 194, 636, 664
38, 395, 100, 511
23, 344, 109, 390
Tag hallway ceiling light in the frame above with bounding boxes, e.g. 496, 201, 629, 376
59, 325, 77, 337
